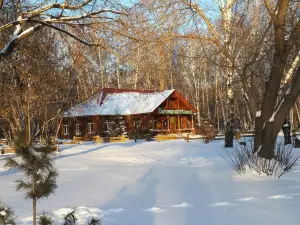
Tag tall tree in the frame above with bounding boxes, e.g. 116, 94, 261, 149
254, 0, 300, 158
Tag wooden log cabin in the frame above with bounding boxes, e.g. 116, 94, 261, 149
60, 88, 197, 138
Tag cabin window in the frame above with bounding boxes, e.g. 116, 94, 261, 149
149, 119, 156, 130
133, 118, 141, 129
88, 122, 93, 133
187, 116, 191, 128
104, 121, 114, 133
63, 125, 69, 135
76, 124, 81, 136
162, 119, 168, 130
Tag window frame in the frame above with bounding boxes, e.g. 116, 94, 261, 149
63, 124, 69, 135
88, 122, 93, 134
76, 123, 81, 136
104, 121, 114, 133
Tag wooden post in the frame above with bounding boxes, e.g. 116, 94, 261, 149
128, 115, 131, 130
55, 118, 62, 141
187, 134, 190, 143
152, 116, 155, 129
191, 114, 194, 129
167, 115, 170, 133
191, 114, 195, 134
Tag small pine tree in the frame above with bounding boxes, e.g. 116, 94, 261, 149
87, 216, 101, 225
115, 116, 127, 136
62, 209, 101, 225
107, 115, 127, 137
38, 212, 54, 225
0, 199, 17, 225
4, 131, 58, 225
63, 208, 77, 225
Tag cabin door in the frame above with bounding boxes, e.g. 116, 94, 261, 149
170, 116, 176, 133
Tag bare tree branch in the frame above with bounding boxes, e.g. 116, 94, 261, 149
263, 0, 277, 23
0, 1, 128, 57
28, 0, 94, 17
182, 0, 223, 50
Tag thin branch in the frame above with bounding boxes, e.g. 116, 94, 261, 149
182, 1, 222, 48
28, 0, 94, 17
0, 19, 30, 32
32, 20, 107, 48
263, 0, 277, 23
287, 19, 300, 51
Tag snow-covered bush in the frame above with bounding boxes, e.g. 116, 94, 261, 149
0, 200, 16, 225
38, 212, 54, 225
222, 140, 300, 178
197, 125, 218, 143
145, 133, 152, 141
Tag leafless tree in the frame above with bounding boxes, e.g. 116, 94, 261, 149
0, 0, 127, 59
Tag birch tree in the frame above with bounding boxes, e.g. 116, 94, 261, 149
181, 0, 238, 147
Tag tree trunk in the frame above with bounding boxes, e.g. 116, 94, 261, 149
224, 97, 234, 147
295, 102, 300, 126
32, 173, 37, 225
33, 198, 37, 225
27, 101, 31, 145
259, 122, 278, 159
255, 67, 300, 158
290, 109, 294, 130
221, 96, 227, 132
97, 48, 105, 89
205, 69, 210, 124
159, 42, 166, 91
134, 47, 140, 89
225, 73, 234, 147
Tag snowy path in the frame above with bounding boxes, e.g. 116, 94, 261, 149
1, 140, 300, 224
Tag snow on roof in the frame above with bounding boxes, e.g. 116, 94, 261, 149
64, 89, 175, 117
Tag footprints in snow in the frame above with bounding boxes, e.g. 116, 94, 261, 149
143, 207, 165, 213
267, 194, 293, 200
143, 202, 193, 213
210, 202, 233, 207
210, 194, 294, 208
144, 194, 295, 212
172, 202, 193, 208
236, 197, 255, 201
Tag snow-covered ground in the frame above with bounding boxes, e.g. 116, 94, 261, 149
1, 139, 300, 224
